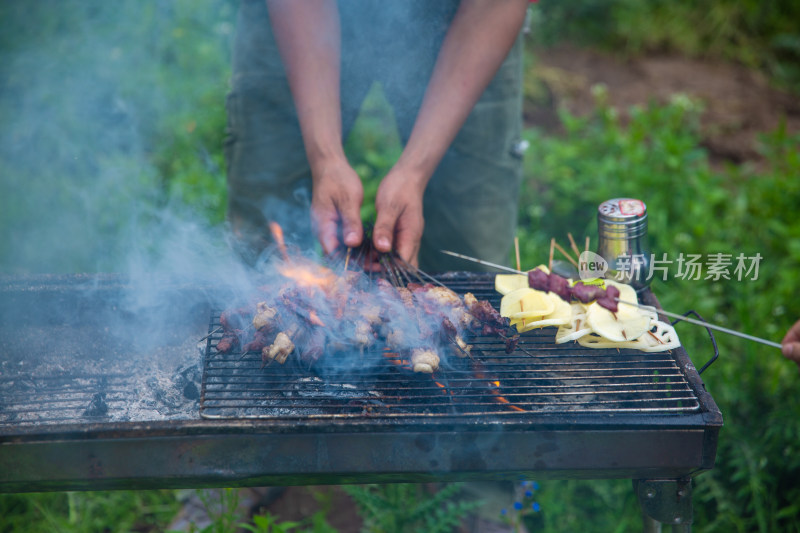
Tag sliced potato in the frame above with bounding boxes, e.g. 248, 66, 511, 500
500, 288, 554, 319
494, 265, 550, 296
546, 293, 572, 322
533, 264, 550, 274
603, 279, 638, 306
495, 274, 529, 295
585, 301, 651, 342
516, 294, 573, 331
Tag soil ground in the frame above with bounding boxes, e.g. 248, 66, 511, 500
525, 44, 800, 166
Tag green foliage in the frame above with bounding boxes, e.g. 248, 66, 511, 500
344, 84, 404, 224
0, 490, 181, 533
0, 0, 233, 273
180, 488, 243, 533
164, 489, 336, 533
528, 0, 800, 91
240, 514, 302, 533
517, 92, 800, 532
343, 483, 482, 533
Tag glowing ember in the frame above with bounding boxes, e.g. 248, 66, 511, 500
490, 380, 525, 412
382, 349, 406, 367
434, 381, 451, 395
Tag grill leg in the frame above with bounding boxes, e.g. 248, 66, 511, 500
634, 478, 692, 533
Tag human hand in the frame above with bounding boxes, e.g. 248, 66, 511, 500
782, 319, 800, 371
310, 158, 364, 255
372, 167, 426, 267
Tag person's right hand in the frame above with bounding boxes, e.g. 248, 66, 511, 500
310, 158, 364, 255
782, 319, 800, 371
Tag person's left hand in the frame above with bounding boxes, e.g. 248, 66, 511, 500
782, 319, 800, 371
372, 167, 426, 267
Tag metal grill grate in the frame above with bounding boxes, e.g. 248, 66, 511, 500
0, 374, 129, 425
200, 275, 700, 420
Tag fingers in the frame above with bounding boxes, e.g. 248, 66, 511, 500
372, 203, 398, 253
782, 319, 800, 345
781, 320, 800, 368
339, 199, 363, 248
393, 225, 422, 267
373, 202, 423, 269
311, 195, 363, 254
311, 204, 340, 255
783, 341, 800, 361
310, 163, 364, 254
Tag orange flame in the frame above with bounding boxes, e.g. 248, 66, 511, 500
269, 221, 289, 260
277, 262, 337, 291
308, 310, 326, 327
490, 380, 525, 412
434, 381, 452, 395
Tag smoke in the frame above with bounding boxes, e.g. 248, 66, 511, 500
0, 0, 236, 277
0, 0, 478, 360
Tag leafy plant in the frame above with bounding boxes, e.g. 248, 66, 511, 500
343, 483, 482, 533
0, 490, 181, 533
240, 514, 302, 533
516, 90, 800, 532
499, 480, 542, 533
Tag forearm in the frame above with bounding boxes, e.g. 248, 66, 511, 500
395, 0, 528, 187
266, 0, 345, 171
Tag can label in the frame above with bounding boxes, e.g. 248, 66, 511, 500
599, 198, 646, 218
619, 199, 646, 216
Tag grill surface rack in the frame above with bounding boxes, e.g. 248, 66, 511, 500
0, 272, 721, 527
201, 282, 701, 422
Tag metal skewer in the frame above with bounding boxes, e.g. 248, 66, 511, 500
441, 250, 526, 274
615, 299, 783, 349
441, 249, 783, 350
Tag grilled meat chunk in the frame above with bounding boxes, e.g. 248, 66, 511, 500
216, 333, 239, 354
264, 332, 294, 364
527, 269, 550, 292
411, 348, 440, 374
252, 302, 278, 331
528, 271, 620, 312
464, 292, 505, 331
441, 317, 471, 356
596, 284, 620, 312
220, 307, 250, 332
243, 329, 274, 353
571, 282, 604, 303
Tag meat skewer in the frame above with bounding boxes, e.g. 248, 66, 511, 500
216, 248, 517, 374
441, 249, 784, 349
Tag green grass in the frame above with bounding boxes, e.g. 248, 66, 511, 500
514, 91, 800, 532
0, 490, 181, 533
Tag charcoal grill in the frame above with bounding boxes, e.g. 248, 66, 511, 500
0, 272, 721, 529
